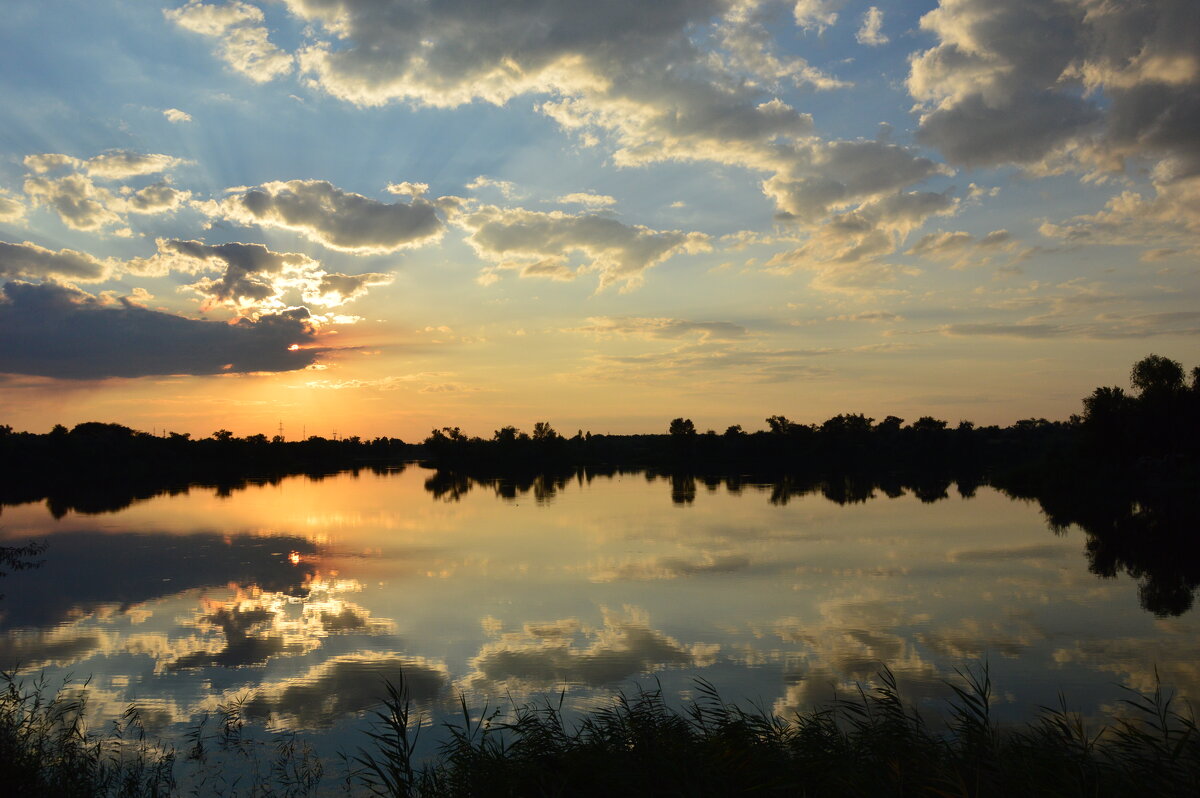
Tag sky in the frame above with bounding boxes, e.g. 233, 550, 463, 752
0, 0, 1197, 440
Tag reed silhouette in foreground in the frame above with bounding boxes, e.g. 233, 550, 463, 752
357, 665, 1199, 797
4, 664, 1199, 796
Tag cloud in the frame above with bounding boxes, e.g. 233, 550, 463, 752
715, 1, 849, 91
827, 311, 903, 323
764, 190, 957, 292
466, 606, 717, 688
557, 192, 617, 208
578, 343, 836, 385
167, 605, 301, 670
793, 0, 842, 31
308, 270, 393, 306
169, 0, 961, 240
23, 153, 82, 174
0, 192, 26, 224
21, 151, 189, 231
24, 150, 185, 179
166, 0, 293, 82
120, 181, 192, 214
769, 597, 950, 715
201, 180, 444, 253
0, 240, 113, 282
908, 228, 1017, 269
298, 371, 455, 392
0, 281, 319, 379
938, 311, 1200, 340
591, 553, 751, 582
946, 544, 1073, 563
23, 173, 125, 231
1039, 174, 1200, 256
451, 202, 710, 291
465, 176, 520, 199
856, 7, 888, 46
163, 108, 192, 123
569, 316, 748, 341
84, 151, 187, 180
133, 237, 311, 276
907, 0, 1200, 180
129, 238, 390, 317
246, 653, 449, 728
764, 144, 951, 221
0, 629, 110, 671
155, 238, 318, 312
385, 181, 429, 198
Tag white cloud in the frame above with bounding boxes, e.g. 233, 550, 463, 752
557, 192, 617, 208
21, 152, 189, 231
23, 153, 82, 174
855, 7, 887, 46
165, 0, 263, 36
793, 0, 842, 31
84, 151, 187, 180
200, 179, 444, 254
23, 173, 125, 232
166, 0, 293, 82
24, 150, 184, 180
716, 1, 849, 90
0, 192, 25, 224
764, 190, 957, 292
450, 202, 710, 291
466, 176, 521, 199
385, 181, 429, 198
119, 181, 192, 215
163, 108, 193, 123
1039, 174, 1200, 257
129, 238, 391, 319
908, 228, 1017, 269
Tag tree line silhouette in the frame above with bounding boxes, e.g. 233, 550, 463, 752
3, 354, 1197, 615
2, 353, 1196, 501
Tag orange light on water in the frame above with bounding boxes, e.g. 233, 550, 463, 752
289, 551, 302, 565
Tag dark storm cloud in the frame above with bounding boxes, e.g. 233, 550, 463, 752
0, 281, 318, 379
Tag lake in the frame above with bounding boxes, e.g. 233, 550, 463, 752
1, 464, 1195, 761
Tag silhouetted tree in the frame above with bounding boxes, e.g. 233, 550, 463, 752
494, 426, 521, 444
1130, 354, 1185, 397
766, 415, 797, 435
668, 418, 697, 437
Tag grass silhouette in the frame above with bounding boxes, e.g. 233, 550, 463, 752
3, 663, 1197, 797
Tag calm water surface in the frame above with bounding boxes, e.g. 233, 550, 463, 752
1, 465, 1195, 755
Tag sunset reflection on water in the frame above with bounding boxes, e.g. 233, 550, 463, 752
1, 465, 1197, 750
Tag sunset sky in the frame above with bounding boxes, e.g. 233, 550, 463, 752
1, 0, 1196, 440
